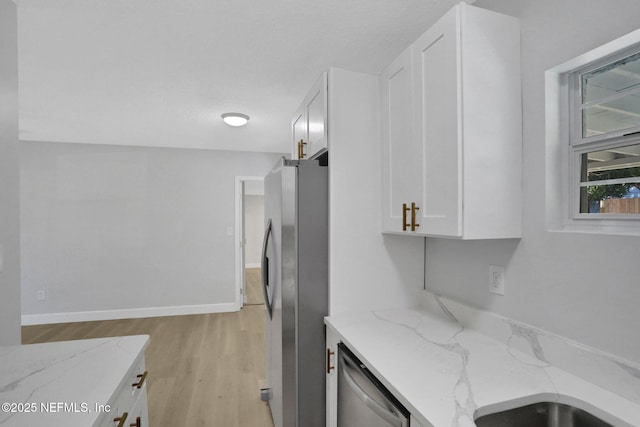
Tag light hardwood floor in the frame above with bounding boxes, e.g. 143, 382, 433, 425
22, 269, 274, 427
245, 268, 264, 306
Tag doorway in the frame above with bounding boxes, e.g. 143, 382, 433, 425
234, 176, 265, 309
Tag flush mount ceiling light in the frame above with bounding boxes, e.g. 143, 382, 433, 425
221, 112, 250, 127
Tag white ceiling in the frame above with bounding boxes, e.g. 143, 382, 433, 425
16, 0, 467, 154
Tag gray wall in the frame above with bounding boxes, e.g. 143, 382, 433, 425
425, 0, 640, 364
0, 0, 20, 344
20, 141, 281, 320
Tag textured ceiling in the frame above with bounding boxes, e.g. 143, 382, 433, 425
16, 0, 467, 153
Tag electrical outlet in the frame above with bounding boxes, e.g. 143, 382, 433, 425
37, 289, 46, 301
489, 265, 505, 295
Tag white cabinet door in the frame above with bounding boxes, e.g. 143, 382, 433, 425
381, 45, 422, 233
292, 73, 328, 160
413, 6, 462, 237
326, 328, 339, 427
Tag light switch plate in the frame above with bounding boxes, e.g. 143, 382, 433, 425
489, 265, 505, 295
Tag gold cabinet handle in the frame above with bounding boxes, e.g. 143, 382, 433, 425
411, 202, 420, 231
132, 371, 148, 389
326, 349, 335, 374
298, 139, 307, 159
402, 203, 411, 231
130, 416, 141, 427
114, 412, 128, 427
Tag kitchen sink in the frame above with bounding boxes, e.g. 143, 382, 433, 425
474, 402, 613, 427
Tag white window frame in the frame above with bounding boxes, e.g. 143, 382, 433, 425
569, 45, 640, 221
546, 29, 640, 235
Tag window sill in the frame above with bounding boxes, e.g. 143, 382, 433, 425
549, 219, 640, 237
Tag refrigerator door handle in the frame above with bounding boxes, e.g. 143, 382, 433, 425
261, 219, 273, 319
339, 351, 404, 427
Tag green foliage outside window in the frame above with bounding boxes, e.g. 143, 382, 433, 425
587, 167, 640, 202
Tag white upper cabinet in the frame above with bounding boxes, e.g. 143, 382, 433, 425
292, 72, 328, 160
381, 2, 522, 239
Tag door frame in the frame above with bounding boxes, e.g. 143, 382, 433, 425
234, 176, 265, 309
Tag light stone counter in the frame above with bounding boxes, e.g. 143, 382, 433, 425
0, 335, 149, 426
325, 293, 640, 427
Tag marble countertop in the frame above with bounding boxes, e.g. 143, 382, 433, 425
325, 296, 640, 427
0, 335, 149, 427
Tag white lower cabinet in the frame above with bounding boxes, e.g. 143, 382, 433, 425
326, 328, 339, 427
125, 386, 149, 427
0, 336, 148, 427
381, 2, 522, 239
98, 354, 149, 427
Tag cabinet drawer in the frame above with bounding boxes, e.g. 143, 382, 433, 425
97, 355, 147, 427
127, 387, 149, 427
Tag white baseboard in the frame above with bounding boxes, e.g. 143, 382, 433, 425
21, 303, 238, 326
244, 263, 261, 269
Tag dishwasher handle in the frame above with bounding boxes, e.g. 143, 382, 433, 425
339, 351, 404, 427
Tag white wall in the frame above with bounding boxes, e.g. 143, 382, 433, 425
329, 68, 425, 315
424, 0, 640, 364
20, 141, 282, 323
0, 0, 21, 344
244, 194, 264, 267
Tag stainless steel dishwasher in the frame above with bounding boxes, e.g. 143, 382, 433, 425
337, 343, 410, 427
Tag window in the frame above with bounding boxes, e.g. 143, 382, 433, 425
569, 45, 640, 218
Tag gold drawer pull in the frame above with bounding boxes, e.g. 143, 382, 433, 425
132, 371, 148, 389
130, 416, 141, 427
114, 412, 128, 427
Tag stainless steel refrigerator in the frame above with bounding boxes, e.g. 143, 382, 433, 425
260, 157, 328, 427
